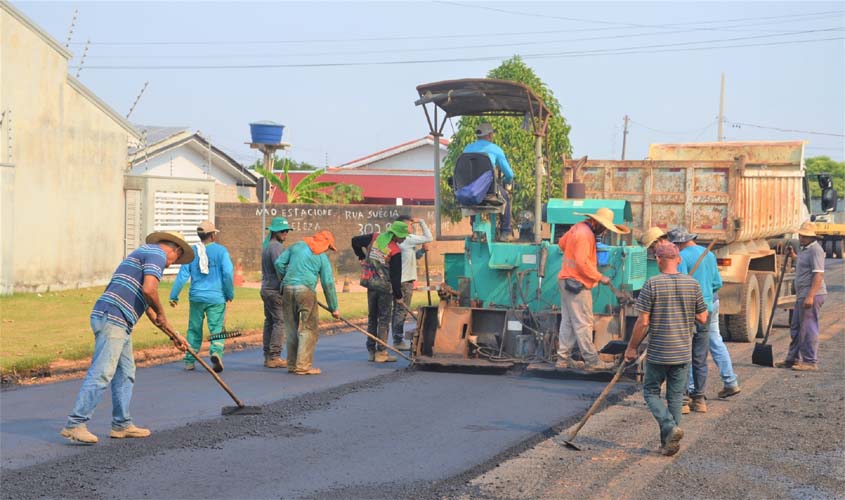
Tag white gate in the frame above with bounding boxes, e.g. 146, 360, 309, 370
153, 191, 209, 274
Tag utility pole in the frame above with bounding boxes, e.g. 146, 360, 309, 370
621, 115, 630, 160
718, 72, 725, 141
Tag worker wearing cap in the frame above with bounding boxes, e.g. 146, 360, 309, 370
169, 221, 235, 374
463, 122, 515, 242
625, 242, 707, 457
275, 230, 341, 375
61, 232, 192, 445
776, 221, 827, 371
391, 215, 432, 351
260, 216, 291, 369
557, 207, 630, 371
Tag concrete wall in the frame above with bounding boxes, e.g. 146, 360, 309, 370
0, 163, 14, 294
215, 203, 470, 280
1, 5, 136, 292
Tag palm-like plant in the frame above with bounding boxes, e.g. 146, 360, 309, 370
255, 158, 362, 204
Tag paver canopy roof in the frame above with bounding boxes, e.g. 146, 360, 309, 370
415, 79, 550, 121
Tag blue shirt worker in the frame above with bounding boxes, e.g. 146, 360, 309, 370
463, 122, 515, 241
777, 221, 827, 371
275, 230, 341, 375
625, 243, 707, 457
260, 216, 291, 369
61, 231, 192, 445
169, 221, 235, 374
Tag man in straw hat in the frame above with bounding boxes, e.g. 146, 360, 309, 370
463, 122, 515, 241
352, 220, 409, 363
60, 231, 193, 445
776, 221, 827, 371
169, 221, 234, 373
260, 216, 291, 368
275, 230, 341, 375
556, 207, 629, 371
625, 242, 707, 456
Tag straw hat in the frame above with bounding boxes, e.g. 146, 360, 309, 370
641, 227, 666, 249
145, 231, 194, 264
797, 221, 818, 237
574, 207, 630, 234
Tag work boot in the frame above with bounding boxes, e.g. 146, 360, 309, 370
184, 362, 195, 371
584, 360, 615, 372
394, 340, 412, 351
294, 367, 321, 375
774, 359, 795, 369
374, 351, 397, 363
555, 359, 570, 370
718, 385, 741, 398
60, 425, 98, 444
792, 363, 818, 372
211, 355, 224, 373
681, 396, 691, 415
264, 356, 288, 369
690, 396, 708, 413
367, 351, 376, 362
660, 427, 684, 456
110, 424, 151, 439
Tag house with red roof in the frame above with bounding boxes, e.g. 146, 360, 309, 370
270, 135, 449, 205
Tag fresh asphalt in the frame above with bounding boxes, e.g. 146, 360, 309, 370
0, 329, 625, 499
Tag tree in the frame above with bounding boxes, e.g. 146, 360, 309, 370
249, 157, 317, 171
255, 158, 363, 204
440, 56, 573, 222
805, 156, 844, 198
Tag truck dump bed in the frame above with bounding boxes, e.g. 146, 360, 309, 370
580, 141, 806, 243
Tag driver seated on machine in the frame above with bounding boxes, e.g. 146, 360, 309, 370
463, 122, 515, 242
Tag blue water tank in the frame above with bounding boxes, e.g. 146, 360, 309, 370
249, 121, 285, 144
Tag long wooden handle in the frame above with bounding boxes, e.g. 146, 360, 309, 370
183, 342, 244, 408
762, 254, 790, 345
424, 250, 432, 306
688, 240, 718, 276
316, 301, 412, 362
398, 301, 419, 322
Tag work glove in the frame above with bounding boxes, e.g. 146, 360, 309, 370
504, 182, 514, 194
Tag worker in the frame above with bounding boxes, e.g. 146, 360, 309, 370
667, 227, 737, 413
391, 215, 432, 351
352, 221, 409, 362
260, 216, 291, 369
557, 207, 629, 371
463, 122, 515, 242
776, 221, 827, 371
169, 221, 235, 373
60, 231, 192, 444
275, 230, 341, 375
625, 242, 707, 457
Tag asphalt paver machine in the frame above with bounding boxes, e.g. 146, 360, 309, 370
411, 79, 647, 376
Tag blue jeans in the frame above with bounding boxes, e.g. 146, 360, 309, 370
688, 310, 710, 397
688, 298, 738, 391
66, 313, 135, 429
500, 188, 512, 233
643, 361, 689, 445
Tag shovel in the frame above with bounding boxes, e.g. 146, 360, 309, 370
563, 351, 646, 450
316, 301, 412, 362
753, 254, 790, 367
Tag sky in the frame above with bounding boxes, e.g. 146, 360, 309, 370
14, 1, 845, 169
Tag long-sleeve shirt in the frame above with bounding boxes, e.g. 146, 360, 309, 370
557, 222, 603, 289
261, 239, 285, 291
398, 220, 432, 283
463, 139, 514, 182
679, 244, 722, 313
274, 241, 339, 311
352, 233, 403, 299
170, 243, 234, 304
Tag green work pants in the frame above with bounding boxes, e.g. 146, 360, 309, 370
183, 302, 226, 364
283, 285, 319, 372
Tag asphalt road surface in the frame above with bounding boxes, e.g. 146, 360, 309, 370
2, 259, 841, 499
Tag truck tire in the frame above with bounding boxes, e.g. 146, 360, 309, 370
824, 239, 834, 258
755, 272, 776, 338
835, 239, 844, 259
726, 276, 760, 343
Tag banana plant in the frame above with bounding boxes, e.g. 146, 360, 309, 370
255, 158, 362, 204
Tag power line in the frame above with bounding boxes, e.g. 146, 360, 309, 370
727, 121, 845, 138
630, 119, 718, 136
71, 32, 844, 70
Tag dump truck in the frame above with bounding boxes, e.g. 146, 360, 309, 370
580, 141, 806, 342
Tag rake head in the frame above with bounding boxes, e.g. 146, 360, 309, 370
209, 330, 243, 342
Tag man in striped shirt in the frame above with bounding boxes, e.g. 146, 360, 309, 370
625, 242, 707, 456
60, 231, 193, 445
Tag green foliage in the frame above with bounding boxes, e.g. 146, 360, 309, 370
256, 158, 363, 204
805, 156, 844, 198
237, 194, 250, 203
249, 157, 317, 171
441, 56, 572, 222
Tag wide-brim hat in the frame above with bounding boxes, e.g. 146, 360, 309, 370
475, 122, 496, 137
642, 227, 667, 249
303, 230, 337, 254
573, 207, 630, 235
387, 220, 410, 239
267, 216, 291, 232
145, 231, 194, 264
797, 221, 817, 237
667, 226, 697, 244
